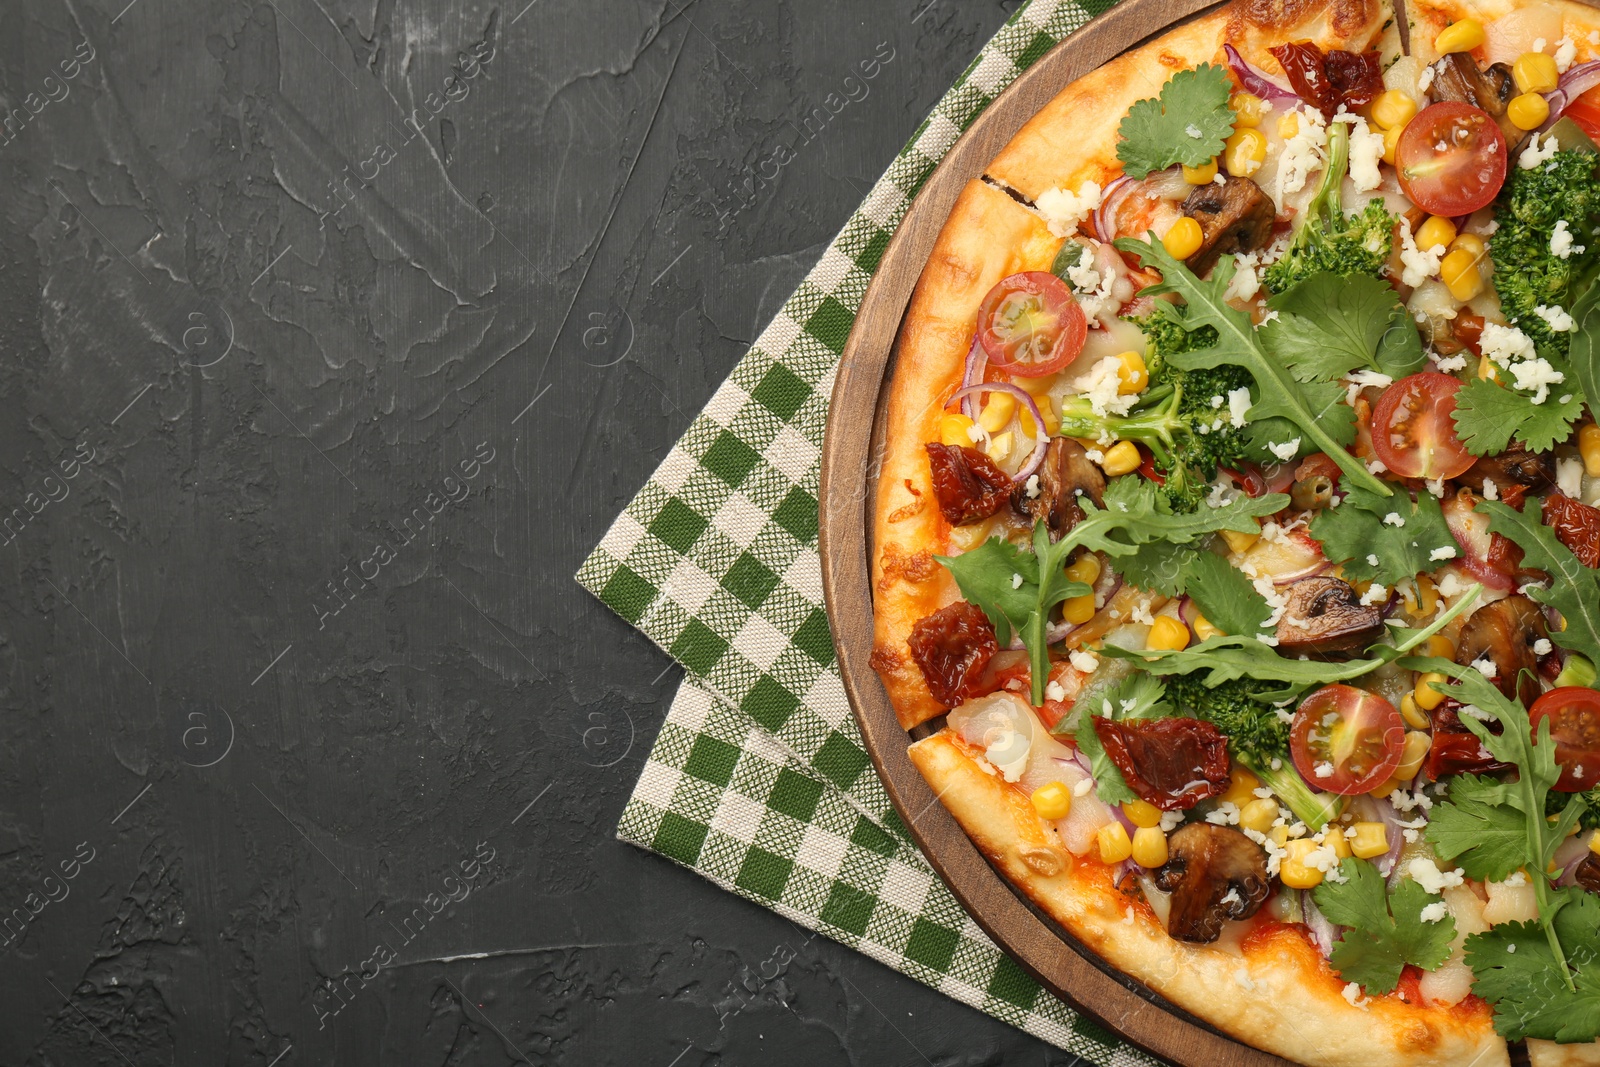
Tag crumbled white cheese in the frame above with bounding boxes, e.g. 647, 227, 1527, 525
1535, 304, 1577, 333
1254, 577, 1290, 629
1419, 901, 1449, 924
1066, 243, 1119, 325
1552, 219, 1585, 260
1227, 387, 1252, 428
1256, 633, 1281, 646
1073, 777, 1095, 797
1417, 64, 1436, 95
1555, 35, 1578, 72
1224, 256, 1261, 302
1159, 810, 1185, 832
1360, 583, 1389, 606
1024, 473, 1041, 499
1521, 131, 1561, 170
1274, 107, 1329, 207
1069, 649, 1100, 673
1185, 123, 1204, 138
1482, 322, 1537, 365
1435, 354, 1467, 373
1505, 869, 1529, 887
1267, 438, 1301, 462
1130, 602, 1155, 626
1073, 356, 1140, 418
1428, 546, 1457, 561
1397, 217, 1445, 287
1044, 681, 1067, 705
1508, 356, 1566, 405
1425, 478, 1446, 499
1206, 801, 1243, 826
1534, 638, 1553, 656
1383, 512, 1405, 527
1333, 113, 1385, 192
1366, 554, 1380, 567
1458, 702, 1492, 722
1011, 572, 1024, 590
1559, 456, 1584, 499
1408, 857, 1465, 894
1482, 479, 1499, 502
1472, 656, 1499, 680
1313, 761, 1335, 779
1035, 180, 1103, 238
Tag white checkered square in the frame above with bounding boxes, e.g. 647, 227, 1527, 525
633, 760, 683, 810
711, 788, 768, 844
914, 112, 962, 160
880, 860, 934, 913
754, 313, 803, 362
662, 560, 719, 616
651, 448, 698, 495
734, 612, 790, 672
598, 511, 648, 561
762, 425, 820, 484
794, 822, 850, 881
712, 491, 769, 550
967, 48, 1020, 96
702, 380, 750, 429
783, 553, 824, 606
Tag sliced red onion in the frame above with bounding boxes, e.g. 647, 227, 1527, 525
1301, 891, 1339, 958
951, 382, 1049, 483
958, 338, 988, 420
1092, 174, 1137, 243
1375, 801, 1408, 881
1553, 833, 1591, 885
1177, 596, 1200, 641
1224, 44, 1299, 108
1273, 561, 1334, 587
1143, 166, 1192, 202
1540, 61, 1600, 132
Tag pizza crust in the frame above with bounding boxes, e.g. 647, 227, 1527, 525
1530, 1040, 1600, 1067
909, 730, 1510, 1067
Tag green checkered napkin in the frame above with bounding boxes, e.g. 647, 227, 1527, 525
578, 1, 1160, 1061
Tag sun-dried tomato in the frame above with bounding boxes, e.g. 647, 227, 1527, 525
1270, 42, 1383, 115
1424, 731, 1512, 779
925, 443, 1012, 526
1454, 312, 1486, 355
908, 601, 999, 708
1544, 493, 1600, 568
1092, 717, 1232, 810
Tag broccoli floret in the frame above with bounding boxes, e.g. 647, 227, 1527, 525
1545, 784, 1600, 831
1167, 675, 1344, 830
1262, 122, 1397, 295
1490, 148, 1600, 353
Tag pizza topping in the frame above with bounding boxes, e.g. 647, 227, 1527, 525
1273, 577, 1385, 656
1455, 594, 1550, 707
907, 601, 999, 708
1153, 823, 1270, 942
925, 443, 1013, 526
1177, 175, 1275, 276
1114, 63, 1236, 180
1268, 42, 1384, 117
1369, 373, 1476, 481
976, 271, 1086, 376
1310, 855, 1458, 994
1529, 686, 1600, 791
1009, 437, 1105, 541
1395, 102, 1509, 219
1542, 491, 1600, 567
1092, 715, 1232, 810
1456, 440, 1555, 498
1425, 53, 1519, 145
1289, 685, 1405, 796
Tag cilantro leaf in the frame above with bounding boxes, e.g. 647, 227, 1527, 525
1313, 858, 1457, 994
1464, 888, 1600, 1043
1070, 672, 1171, 807
1115, 64, 1235, 179
1180, 550, 1269, 636
1309, 486, 1457, 587
1114, 237, 1390, 496
1107, 587, 1479, 699
1263, 273, 1426, 383
1426, 774, 1532, 883
1477, 498, 1600, 667
1451, 373, 1583, 456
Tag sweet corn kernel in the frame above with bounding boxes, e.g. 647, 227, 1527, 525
1123, 799, 1162, 828
1400, 693, 1431, 730
1326, 828, 1353, 860
985, 430, 1014, 464
1269, 825, 1291, 849
1441, 247, 1486, 301
1451, 233, 1487, 259
1097, 821, 1133, 864
1477, 355, 1501, 382
1019, 397, 1058, 440
1239, 797, 1280, 834
1132, 827, 1169, 868
979, 392, 1017, 433
1063, 595, 1097, 625
1183, 157, 1219, 184
1435, 18, 1486, 55
1414, 672, 1448, 711
1580, 424, 1600, 477
1403, 574, 1439, 617
1016, 373, 1056, 396
1425, 634, 1457, 660
1101, 440, 1142, 477
1223, 127, 1268, 177
1350, 821, 1391, 859
1396, 731, 1432, 781
1381, 123, 1405, 165
1147, 615, 1190, 652
1371, 89, 1419, 130
1278, 111, 1300, 138
1514, 51, 1561, 94
1032, 782, 1073, 821
1064, 553, 1101, 585
1220, 524, 1260, 554
939, 412, 978, 447
1279, 840, 1326, 889
1163, 217, 1204, 260
1415, 215, 1457, 253
1230, 91, 1266, 127
1192, 612, 1224, 641
1220, 767, 1262, 806
1369, 777, 1402, 799
1590, 829, 1600, 856
1114, 350, 1149, 394
1508, 92, 1551, 131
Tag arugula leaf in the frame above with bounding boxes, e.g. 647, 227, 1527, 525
1313, 858, 1457, 994
1070, 476, 1288, 558
1477, 498, 1600, 666
1425, 774, 1532, 882
1114, 542, 1197, 597
938, 523, 1089, 707
1309, 486, 1457, 587
1071, 672, 1171, 807
1464, 888, 1600, 1043
1181, 550, 1269, 636
1567, 268, 1600, 421
1264, 273, 1426, 383
1115, 64, 1235, 179
1451, 373, 1584, 456
1106, 587, 1480, 700
1114, 237, 1391, 496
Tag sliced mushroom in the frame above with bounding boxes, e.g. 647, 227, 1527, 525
1455, 441, 1555, 497
1010, 437, 1105, 541
1455, 594, 1549, 707
1180, 175, 1275, 276
1275, 576, 1384, 656
1576, 853, 1600, 895
1427, 53, 1522, 146
1154, 823, 1271, 943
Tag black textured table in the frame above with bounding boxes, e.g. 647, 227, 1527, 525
1, 1, 1090, 1063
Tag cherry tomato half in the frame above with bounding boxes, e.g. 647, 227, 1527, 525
1370, 372, 1476, 481
1291, 684, 1405, 795
1395, 102, 1508, 218
1530, 687, 1600, 792
976, 271, 1087, 377
1566, 86, 1600, 143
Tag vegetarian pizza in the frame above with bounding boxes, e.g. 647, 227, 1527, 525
868, 0, 1600, 1062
